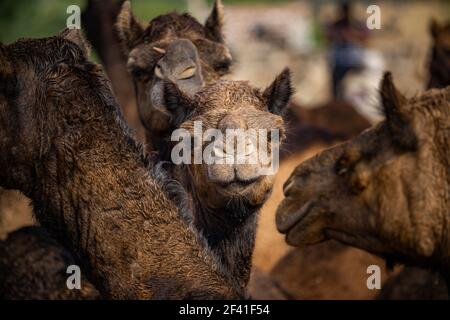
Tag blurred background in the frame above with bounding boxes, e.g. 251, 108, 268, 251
0, 0, 449, 299
1, 0, 449, 110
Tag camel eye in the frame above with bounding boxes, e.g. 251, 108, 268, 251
154, 65, 164, 79
335, 147, 362, 177
178, 66, 196, 80
335, 157, 351, 176
214, 58, 232, 75
130, 67, 149, 81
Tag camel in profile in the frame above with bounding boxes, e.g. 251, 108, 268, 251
277, 73, 450, 293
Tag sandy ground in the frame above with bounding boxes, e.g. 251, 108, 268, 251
252, 145, 326, 272
0, 189, 34, 240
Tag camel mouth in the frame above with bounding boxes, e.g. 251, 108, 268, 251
276, 199, 315, 234
218, 176, 262, 191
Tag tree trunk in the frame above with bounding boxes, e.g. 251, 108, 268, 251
82, 0, 144, 140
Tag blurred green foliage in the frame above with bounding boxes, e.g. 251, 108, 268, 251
0, 0, 297, 43
0, 0, 84, 43
0, 0, 186, 43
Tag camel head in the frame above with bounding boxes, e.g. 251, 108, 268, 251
277, 72, 450, 267
164, 69, 292, 208
116, 0, 232, 134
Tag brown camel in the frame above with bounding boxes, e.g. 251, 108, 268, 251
0, 30, 242, 299
269, 21, 450, 298
428, 19, 450, 89
116, 0, 232, 158
277, 73, 450, 293
161, 69, 292, 290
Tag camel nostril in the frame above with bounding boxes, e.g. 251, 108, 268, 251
220, 115, 245, 130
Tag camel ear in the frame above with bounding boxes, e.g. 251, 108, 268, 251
430, 18, 441, 40
163, 80, 196, 127
204, 0, 225, 43
116, 1, 146, 52
380, 72, 417, 150
263, 68, 293, 116
59, 28, 91, 57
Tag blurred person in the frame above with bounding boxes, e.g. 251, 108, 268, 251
326, 1, 369, 98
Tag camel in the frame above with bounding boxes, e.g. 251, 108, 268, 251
277, 72, 450, 293
116, 0, 232, 158
259, 22, 449, 297
0, 29, 242, 299
428, 19, 450, 89
161, 69, 292, 290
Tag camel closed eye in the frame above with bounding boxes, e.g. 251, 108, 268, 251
335, 158, 350, 176
178, 66, 196, 80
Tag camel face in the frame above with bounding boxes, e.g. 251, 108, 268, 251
164, 69, 292, 207
277, 73, 450, 263
117, 1, 232, 133
429, 19, 450, 89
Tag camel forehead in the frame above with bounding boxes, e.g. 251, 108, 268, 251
183, 81, 285, 129
144, 13, 206, 42
196, 81, 262, 108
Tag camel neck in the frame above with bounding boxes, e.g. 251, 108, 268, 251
28, 119, 237, 298
171, 165, 260, 289
194, 197, 259, 290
